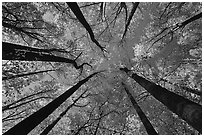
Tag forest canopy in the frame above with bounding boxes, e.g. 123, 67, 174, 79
2, 2, 202, 135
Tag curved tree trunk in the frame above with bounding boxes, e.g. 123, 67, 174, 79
120, 67, 202, 133
3, 72, 100, 135
122, 82, 158, 135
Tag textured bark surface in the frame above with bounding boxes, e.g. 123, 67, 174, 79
3, 72, 99, 135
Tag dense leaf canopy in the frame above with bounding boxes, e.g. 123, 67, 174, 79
2, 2, 202, 135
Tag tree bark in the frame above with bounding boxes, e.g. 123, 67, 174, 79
2, 40, 69, 54
181, 12, 202, 27
3, 69, 56, 81
40, 88, 89, 135
2, 42, 82, 69
120, 68, 202, 133
67, 2, 105, 52
3, 72, 100, 135
122, 82, 158, 135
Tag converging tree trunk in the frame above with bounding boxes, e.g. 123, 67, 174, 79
3, 69, 56, 81
120, 67, 202, 133
67, 2, 105, 52
40, 88, 90, 135
3, 72, 100, 135
121, 2, 139, 40
122, 82, 158, 135
2, 42, 86, 69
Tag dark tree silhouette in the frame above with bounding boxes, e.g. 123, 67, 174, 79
180, 12, 202, 28
122, 82, 158, 135
40, 88, 90, 134
2, 42, 90, 70
67, 2, 106, 52
120, 67, 202, 133
3, 71, 101, 135
2, 2, 202, 135
3, 97, 52, 112
121, 2, 139, 40
2, 22, 44, 42
2, 89, 53, 112
149, 12, 202, 44
3, 69, 56, 81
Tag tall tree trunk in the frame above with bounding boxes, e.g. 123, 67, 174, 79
67, 2, 105, 52
2, 41, 69, 54
120, 68, 202, 133
3, 72, 100, 135
3, 69, 56, 81
122, 82, 158, 135
40, 88, 89, 135
2, 42, 83, 69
